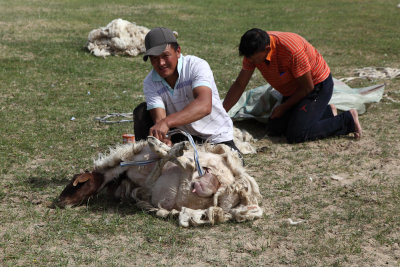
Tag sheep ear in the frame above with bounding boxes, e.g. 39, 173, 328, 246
72, 173, 92, 186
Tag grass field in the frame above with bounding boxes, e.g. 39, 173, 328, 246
1, 0, 400, 265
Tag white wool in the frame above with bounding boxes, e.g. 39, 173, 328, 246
340, 67, 400, 82
233, 127, 257, 154
229, 204, 263, 222
93, 140, 149, 171
87, 18, 150, 57
178, 207, 226, 227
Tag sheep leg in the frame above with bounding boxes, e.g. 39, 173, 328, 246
169, 154, 195, 172
178, 207, 227, 227
146, 137, 194, 181
147, 136, 172, 157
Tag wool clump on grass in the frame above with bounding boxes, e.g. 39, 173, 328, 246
87, 18, 150, 57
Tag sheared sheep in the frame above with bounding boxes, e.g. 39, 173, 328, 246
57, 137, 263, 227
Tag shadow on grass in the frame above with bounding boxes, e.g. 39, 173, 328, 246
26, 175, 71, 189
84, 194, 143, 215
234, 119, 287, 145
49, 189, 251, 229
59, 194, 188, 227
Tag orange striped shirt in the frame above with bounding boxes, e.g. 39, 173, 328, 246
242, 31, 330, 96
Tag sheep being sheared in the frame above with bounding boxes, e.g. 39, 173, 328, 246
57, 137, 263, 227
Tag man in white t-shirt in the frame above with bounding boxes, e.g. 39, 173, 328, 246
133, 27, 239, 152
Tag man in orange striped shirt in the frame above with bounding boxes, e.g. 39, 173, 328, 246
223, 28, 362, 143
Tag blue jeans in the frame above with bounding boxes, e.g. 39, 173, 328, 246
267, 74, 355, 143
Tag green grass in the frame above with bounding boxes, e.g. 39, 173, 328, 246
1, 0, 400, 265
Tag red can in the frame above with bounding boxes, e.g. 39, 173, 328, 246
122, 134, 135, 144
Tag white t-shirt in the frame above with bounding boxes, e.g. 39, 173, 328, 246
143, 55, 233, 143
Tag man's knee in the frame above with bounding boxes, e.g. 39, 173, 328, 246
133, 102, 148, 120
266, 118, 288, 137
133, 102, 153, 141
286, 128, 306, 144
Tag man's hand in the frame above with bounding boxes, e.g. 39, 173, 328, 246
149, 118, 172, 146
270, 71, 314, 118
270, 104, 288, 119
147, 109, 172, 146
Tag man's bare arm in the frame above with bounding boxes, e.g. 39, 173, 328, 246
149, 86, 212, 141
223, 69, 254, 112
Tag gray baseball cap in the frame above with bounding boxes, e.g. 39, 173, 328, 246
143, 27, 177, 61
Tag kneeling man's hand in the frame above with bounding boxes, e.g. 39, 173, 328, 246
270, 104, 287, 119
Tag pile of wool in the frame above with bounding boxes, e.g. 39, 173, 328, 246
87, 18, 150, 57
233, 127, 257, 154
340, 67, 400, 82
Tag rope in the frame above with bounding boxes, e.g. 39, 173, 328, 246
119, 129, 204, 177
167, 129, 204, 177
95, 113, 133, 124
120, 159, 159, 167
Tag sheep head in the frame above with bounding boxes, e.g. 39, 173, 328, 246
56, 171, 105, 207
191, 167, 220, 198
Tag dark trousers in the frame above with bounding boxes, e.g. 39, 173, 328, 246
133, 102, 242, 153
133, 102, 154, 142
267, 74, 355, 143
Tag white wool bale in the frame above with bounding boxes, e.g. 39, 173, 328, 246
92, 47, 110, 57
87, 29, 101, 41
111, 37, 127, 50
87, 18, 150, 57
